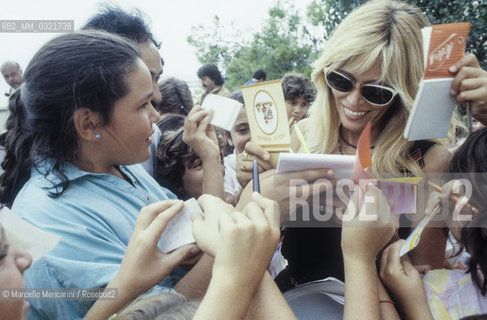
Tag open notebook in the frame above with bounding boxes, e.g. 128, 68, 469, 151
276, 153, 355, 179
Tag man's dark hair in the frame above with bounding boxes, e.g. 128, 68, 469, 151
253, 69, 266, 81
197, 63, 224, 86
82, 6, 161, 49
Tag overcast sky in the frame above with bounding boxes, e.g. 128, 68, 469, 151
0, 0, 312, 107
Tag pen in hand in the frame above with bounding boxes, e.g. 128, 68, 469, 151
428, 181, 479, 214
467, 101, 472, 135
253, 160, 260, 193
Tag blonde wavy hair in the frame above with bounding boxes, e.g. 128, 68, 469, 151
307, 0, 455, 177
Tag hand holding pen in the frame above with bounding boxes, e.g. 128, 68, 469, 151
426, 181, 479, 216
253, 160, 260, 193
449, 54, 487, 129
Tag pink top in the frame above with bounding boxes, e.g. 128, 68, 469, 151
423, 269, 487, 319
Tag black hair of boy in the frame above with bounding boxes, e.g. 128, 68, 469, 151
197, 64, 224, 86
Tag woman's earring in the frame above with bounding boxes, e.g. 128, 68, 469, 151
95, 134, 101, 139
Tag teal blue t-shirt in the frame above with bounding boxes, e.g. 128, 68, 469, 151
13, 162, 179, 320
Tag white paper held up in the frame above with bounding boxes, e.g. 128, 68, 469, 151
201, 94, 243, 131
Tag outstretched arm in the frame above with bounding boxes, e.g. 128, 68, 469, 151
84, 200, 197, 320
341, 185, 399, 320
192, 193, 295, 320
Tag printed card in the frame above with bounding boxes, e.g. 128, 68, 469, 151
241, 80, 291, 153
423, 23, 471, 79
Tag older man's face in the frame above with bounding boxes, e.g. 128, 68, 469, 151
1, 64, 23, 89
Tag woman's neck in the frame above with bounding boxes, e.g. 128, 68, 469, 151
340, 125, 380, 148
74, 156, 126, 181
75, 141, 128, 180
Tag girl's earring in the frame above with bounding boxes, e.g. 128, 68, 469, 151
95, 134, 101, 139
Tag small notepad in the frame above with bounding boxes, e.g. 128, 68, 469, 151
159, 198, 203, 254
201, 94, 243, 131
404, 23, 471, 141
275, 153, 356, 179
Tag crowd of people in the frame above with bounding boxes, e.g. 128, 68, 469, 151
1, 0, 487, 319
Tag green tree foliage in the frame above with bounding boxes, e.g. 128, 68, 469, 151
307, 0, 487, 69
187, 1, 317, 91
306, 0, 367, 45
188, 0, 486, 91
187, 16, 243, 74
408, 0, 486, 69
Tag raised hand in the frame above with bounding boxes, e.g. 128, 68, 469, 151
450, 54, 487, 125
380, 240, 433, 320
183, 106, 220, 162
341, 184, 397, 262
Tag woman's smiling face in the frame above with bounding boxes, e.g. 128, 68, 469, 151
332, 60, 395, 137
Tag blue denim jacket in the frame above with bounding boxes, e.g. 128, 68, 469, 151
13, 162, 181, 319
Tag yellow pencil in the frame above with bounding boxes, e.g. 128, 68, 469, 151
294, 126, 311, 154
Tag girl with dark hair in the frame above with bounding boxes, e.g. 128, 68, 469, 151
1, 30, 211, 319
376, 127, 487, 319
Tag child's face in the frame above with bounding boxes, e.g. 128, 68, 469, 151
228, 108, 250, 154
0, 228, 32, 320
182, 158, 204, 199
472, 118, 485, 132
100, 59, 161, 166
285, 96, 309, 122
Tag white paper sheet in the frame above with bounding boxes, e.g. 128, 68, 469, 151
276, 153, 356, 179
159, 198, 203, 254
201, 94, 243, 131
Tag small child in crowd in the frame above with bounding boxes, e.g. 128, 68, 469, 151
281, 73, 316, 131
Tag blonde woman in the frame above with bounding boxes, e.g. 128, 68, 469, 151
239, 0, 457, 288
